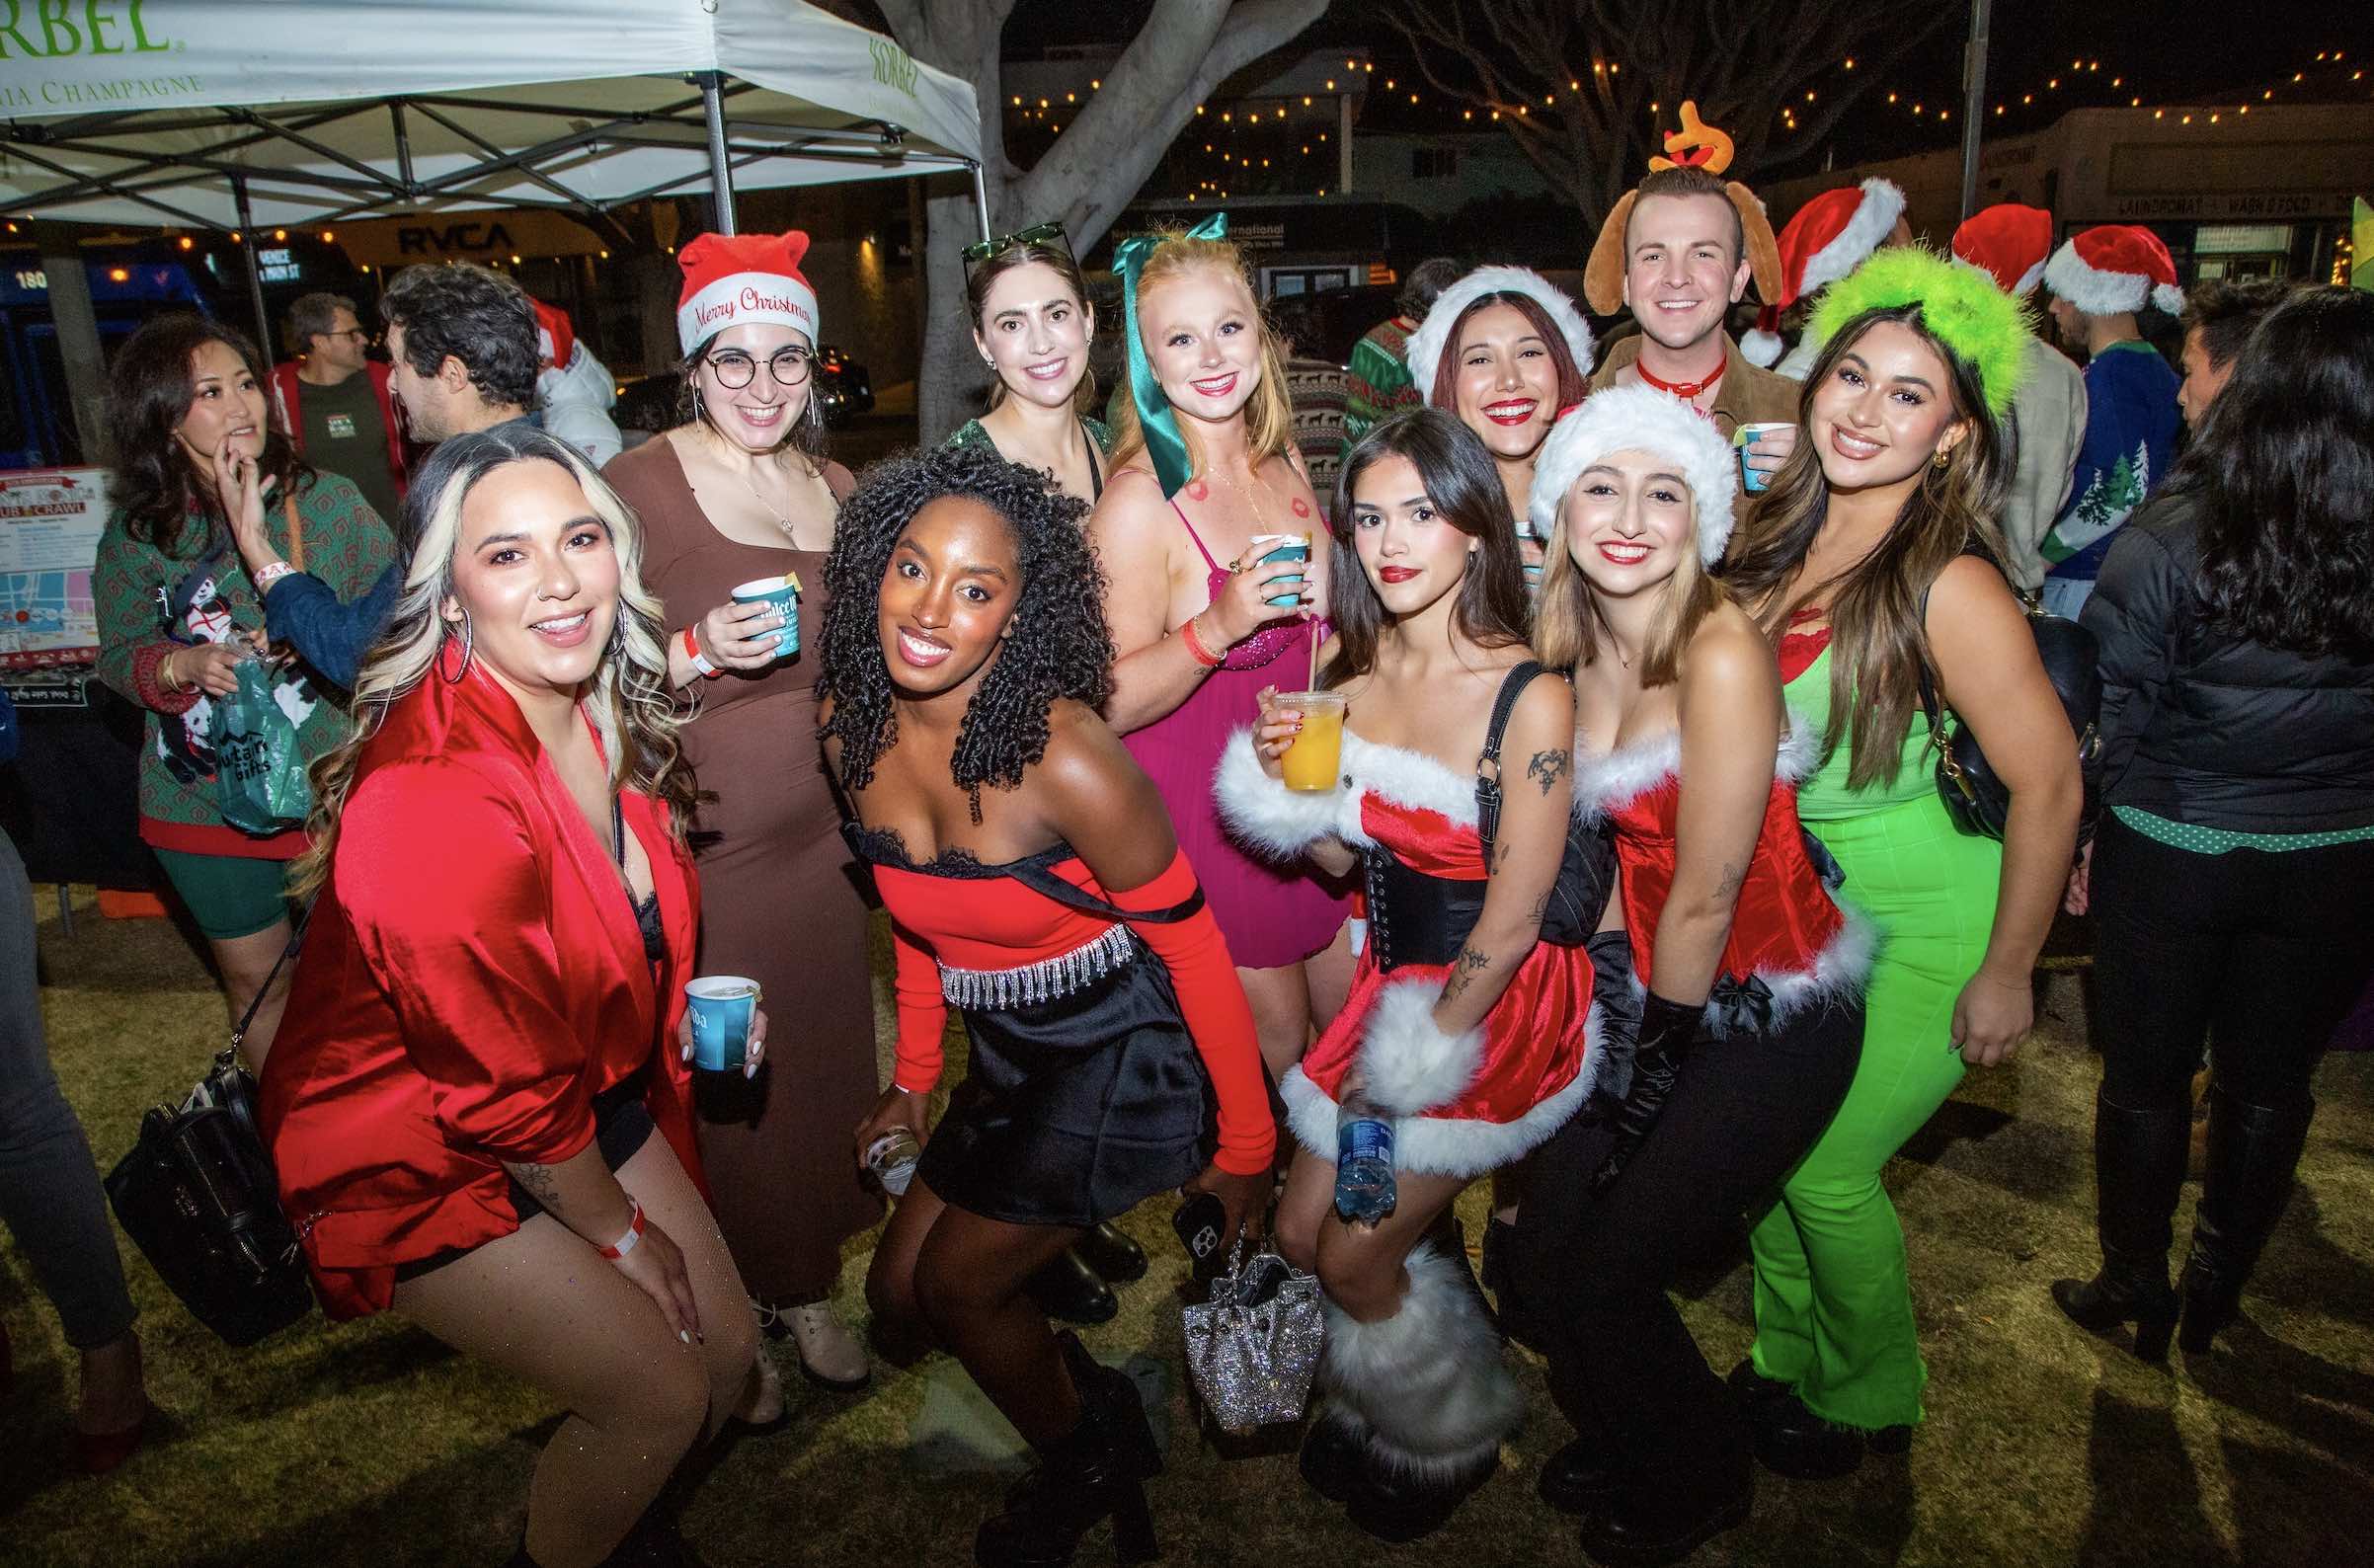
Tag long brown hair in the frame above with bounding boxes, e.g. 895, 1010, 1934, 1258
1322, 410, 1530, 689
966, 238, 1098, 416
1108, 231, 1297, 473
107, 313, 310, 557
1724, 304, 2011, 788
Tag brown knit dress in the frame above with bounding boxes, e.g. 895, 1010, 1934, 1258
603, 435, 880, 1304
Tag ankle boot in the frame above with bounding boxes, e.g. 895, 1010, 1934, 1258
1056, 1332, 1160, 1480
1024, 1249, 1119, 1326
975, 1390, 1158, 1567
2051, 1092, 2188, 1361
2178, 1089, 2314, 1354
1580, 1441, 1753, 1567
1075, 1222, 1148, 1285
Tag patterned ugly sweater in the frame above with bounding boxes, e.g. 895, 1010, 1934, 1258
93, 470, 394, 859
2040, 339, 2179, 585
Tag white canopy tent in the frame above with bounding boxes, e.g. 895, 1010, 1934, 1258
0, 0, 989, 358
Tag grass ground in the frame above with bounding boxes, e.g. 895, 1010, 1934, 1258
4, 886, 2370, 1568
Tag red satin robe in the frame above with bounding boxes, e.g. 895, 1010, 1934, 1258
259, 661, 703, 1319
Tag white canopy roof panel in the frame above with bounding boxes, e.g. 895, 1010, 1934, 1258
0, 0, 983, 228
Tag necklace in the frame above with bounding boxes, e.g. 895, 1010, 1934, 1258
1210, 461, 1284, 523
708, 437, 802, 545
1633, 353, 1726, 405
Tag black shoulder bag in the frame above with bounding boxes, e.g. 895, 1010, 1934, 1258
105, 910, 315, 1347
1474, 661, 1617, 947
1916, 572, 2103, 846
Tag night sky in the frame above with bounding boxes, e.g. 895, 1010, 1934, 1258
1001, 0, 2367, 179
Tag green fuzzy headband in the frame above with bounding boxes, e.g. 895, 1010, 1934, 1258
1807, 246, 2034, 419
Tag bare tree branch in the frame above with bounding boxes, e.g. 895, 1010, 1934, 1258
1385, 0, 1954, 229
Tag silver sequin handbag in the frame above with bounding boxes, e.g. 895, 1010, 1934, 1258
1180, 1240, 1323, 1434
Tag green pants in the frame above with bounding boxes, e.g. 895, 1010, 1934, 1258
1749, 794, 2000, 1432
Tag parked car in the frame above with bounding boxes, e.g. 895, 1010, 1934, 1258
610, 344, 873, 434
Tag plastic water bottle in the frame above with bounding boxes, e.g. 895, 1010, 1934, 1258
1334, 1089, 1396, 1224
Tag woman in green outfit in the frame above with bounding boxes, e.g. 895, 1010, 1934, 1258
948, 224, 1109, 508
93, 314, 393, 1065
940, 225, 1139, 1325
1725, 250, 2083, 1477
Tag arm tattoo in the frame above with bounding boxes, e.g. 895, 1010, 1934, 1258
1527, 888, 1551, 924
1441, 943, 1493, 1004
510, 1162, 561, 1208
1713, 860, 1748, 903
1526, 747, 1571, 798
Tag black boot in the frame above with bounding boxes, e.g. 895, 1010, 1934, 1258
1056, 1332, 1159, 1480
1578, 1450, 1752, 1567
1726, 1357, 1793, 1413
1075, 1222, 1148, 1285
2051, 1092, 2188, 1361
1024, 1249, 1119, 1326
1298, 1405, 1368, 1504
1749, 1394, 1911, 1480
1538, 1439, 1622, 1516
2178, 1089, 2315, 1354
975, 1388, 1158, 1567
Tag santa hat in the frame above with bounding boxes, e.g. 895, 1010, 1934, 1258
675, 231, 820, 354
1950, 203, 2054, 298
2043, 224, 2184, 317
1527, 384, 1738, 565
1743, 178, 1907, 367
1405, 266, 1596, 409
531, 298, 578, 371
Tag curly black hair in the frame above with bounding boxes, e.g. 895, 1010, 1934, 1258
818, 443, 1116, 805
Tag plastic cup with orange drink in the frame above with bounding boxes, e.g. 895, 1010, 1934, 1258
1278, 690, 1347, 793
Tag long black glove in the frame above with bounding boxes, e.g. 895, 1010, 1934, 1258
1588, 989, 1706, 1196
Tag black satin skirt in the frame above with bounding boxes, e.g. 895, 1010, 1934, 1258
918, 946, 1216, 1227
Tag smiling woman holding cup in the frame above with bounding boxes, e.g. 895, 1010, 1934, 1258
601, 230, 878, 1393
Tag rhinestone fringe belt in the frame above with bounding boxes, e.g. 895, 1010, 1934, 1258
937, 923, 1138, 1010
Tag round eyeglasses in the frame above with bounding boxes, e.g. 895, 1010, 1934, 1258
704, 347, 814, 389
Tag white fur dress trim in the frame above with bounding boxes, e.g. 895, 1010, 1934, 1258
1212, 727, 1359, 860
1576, 722, 1822, 822
1700, 904, 1880, 1038
1356, 976, 1487, 1116
1280, 1003, 1604, 1180
1318, 1241, 1521, 1485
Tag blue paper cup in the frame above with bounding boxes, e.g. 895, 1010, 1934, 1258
731, 575, 801, 657
1253, 534, 1310, 608
684, 976, 759, 1071
1735, 423, 1792, 495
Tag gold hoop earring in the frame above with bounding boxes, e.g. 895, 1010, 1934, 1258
1933, 447, 1951, 470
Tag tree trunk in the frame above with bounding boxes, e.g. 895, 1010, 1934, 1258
886, 0, 1328, 445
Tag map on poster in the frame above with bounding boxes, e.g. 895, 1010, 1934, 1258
0, 468, 110, 671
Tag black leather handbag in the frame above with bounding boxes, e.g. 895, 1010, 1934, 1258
105, 916, 314, 1348
1916, 596, 2103, 846
1475, 661, 1617, 945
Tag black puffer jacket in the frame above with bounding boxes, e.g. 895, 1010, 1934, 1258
2082, 495, 2374, 832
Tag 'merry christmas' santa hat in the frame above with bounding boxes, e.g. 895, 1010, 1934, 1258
675, 231, 820, 353
1742, 178, 1906, 366
1951, 203, 2054, 298
1527, 383, 1738, 565
2042, 224, 2184, 317
1406, 266, 1597, 408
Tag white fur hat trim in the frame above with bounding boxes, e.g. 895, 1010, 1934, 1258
2043, 235, 2186, 318
1526, 383, 1741, 563
1404, 266, 1596, 411
1797, 179, 1908, 299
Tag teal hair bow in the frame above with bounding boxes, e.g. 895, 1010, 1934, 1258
1114, 210, 1228, 500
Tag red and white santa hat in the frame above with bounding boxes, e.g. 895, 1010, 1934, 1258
2043, 224, 2184, 317
1742, 178, 1907, 366
1527, 384, 1738, 565
675, 230, 820, 354
1950, 203, 2054, 298
1405, 266, 1596, 408
531, 298, 578, 371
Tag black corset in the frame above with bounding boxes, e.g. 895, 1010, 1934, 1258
1362, 846, 1488, 971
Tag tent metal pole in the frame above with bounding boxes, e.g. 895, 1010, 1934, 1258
391, 100, 415, 193
231, 176, 274, 358
968, 160, 991, 244
1957, 0, 1991, 224
697, 71, 737, 235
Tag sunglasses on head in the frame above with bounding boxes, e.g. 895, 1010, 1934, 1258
964, 221, 1069, 268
